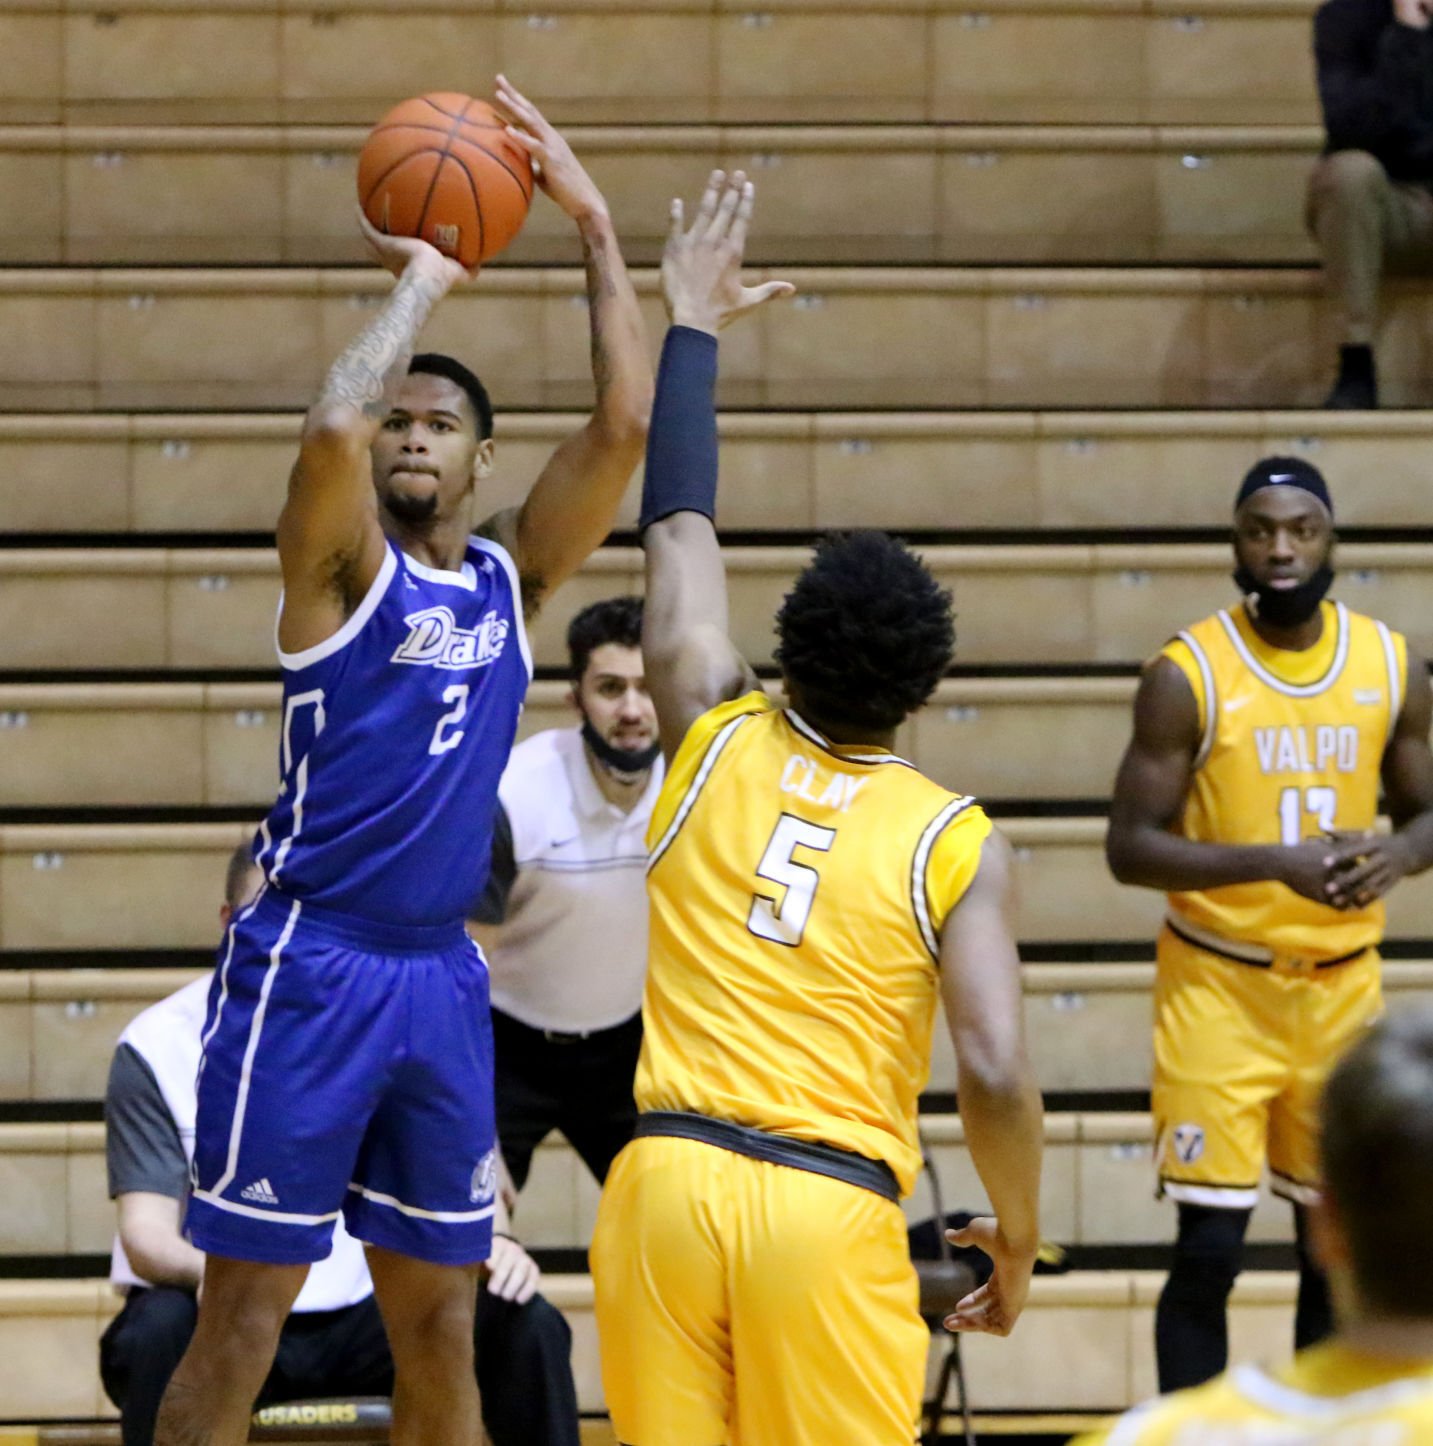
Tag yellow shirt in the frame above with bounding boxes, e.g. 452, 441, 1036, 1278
1162, 601, 1405, 963
638, 693, 992, 1196
1072, 1342, 1433, 1444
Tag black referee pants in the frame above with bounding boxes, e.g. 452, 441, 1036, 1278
99, 1282, 579, 1446
492, 1007, 642, 1189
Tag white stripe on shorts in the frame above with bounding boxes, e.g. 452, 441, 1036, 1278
347, 1183, 497, 1225
189, 1188, 342, 1228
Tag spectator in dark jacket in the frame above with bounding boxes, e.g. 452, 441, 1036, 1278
1310, 0, 1433, 406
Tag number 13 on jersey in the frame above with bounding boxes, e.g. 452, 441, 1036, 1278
747, 814, 837, 947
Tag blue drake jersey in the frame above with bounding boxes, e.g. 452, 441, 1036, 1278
256, 535, 533, 928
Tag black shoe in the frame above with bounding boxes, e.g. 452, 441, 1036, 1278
1323, 344, 1378, 409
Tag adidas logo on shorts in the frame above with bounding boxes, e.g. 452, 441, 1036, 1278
240, 1178, 280, 1205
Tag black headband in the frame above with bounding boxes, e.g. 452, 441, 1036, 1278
1234, 456, 1333, 519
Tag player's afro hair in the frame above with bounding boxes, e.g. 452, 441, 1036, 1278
775, 531, 954, 734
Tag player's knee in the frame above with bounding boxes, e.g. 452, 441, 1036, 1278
389, 1290, 478, 1376
1309, 149, 1387, 212
1168, 1203, 1248, 1297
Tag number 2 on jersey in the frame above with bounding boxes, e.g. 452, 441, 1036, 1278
748, 814, 837, 947
429, 684, 470, 756
1278, 785, 1337, 845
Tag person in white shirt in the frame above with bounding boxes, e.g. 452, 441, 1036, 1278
100, 848, 579, 1446
468, 596, 662, 1190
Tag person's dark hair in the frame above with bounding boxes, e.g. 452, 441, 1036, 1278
409, 353, 494, 440
567, 595, 644, 682
775, 531, 954, 733
224, 842, 260, 911
1321, 1007, 1433, 1318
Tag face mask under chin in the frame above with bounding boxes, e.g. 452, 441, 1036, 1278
580, 713, 661, 776
1232, 562, 1335, 629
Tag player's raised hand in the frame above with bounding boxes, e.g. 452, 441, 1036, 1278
356, 210, 473, 290
942, 1216, 1037, 1337
494, 75, 607, 224
662, 170, 795, 335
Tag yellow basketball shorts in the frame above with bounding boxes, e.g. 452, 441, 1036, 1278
1152, 927, 1383, 1209
590, 1135, 928, 1446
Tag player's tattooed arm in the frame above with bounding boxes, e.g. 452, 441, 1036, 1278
485, 78, 652, 611
277, 221, 471, 648
320, 264, 454, 422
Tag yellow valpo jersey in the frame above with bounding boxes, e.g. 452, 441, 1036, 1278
1072, 1342, 1433, 1444
1162, 600, 1405, 963
638, 692, 992, 1196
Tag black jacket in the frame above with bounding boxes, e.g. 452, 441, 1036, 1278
1316, 0, 1433, 180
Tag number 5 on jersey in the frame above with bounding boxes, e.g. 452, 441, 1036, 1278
748, 814, 837, 947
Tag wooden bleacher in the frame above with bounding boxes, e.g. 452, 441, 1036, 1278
2, 0, 1421, 1439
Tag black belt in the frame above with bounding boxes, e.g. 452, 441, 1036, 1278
635, 1110, 900, 1203
1166, 918, 1370, 972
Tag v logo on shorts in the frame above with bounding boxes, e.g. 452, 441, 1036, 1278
241, 1178, 280, 1205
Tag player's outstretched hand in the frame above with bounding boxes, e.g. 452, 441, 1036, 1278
662, 169, 795, 335
942, 1216, 1036, 1337
357, 210, 473, 290
494, 75, 607, 224
485, 1233, 541, 1304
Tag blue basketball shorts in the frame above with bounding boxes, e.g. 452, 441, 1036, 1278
186, 887, 498, 1267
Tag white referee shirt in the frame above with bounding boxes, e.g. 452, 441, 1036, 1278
483, 727, 662, 1034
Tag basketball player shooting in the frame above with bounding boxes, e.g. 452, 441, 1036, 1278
153, 83, 651, 1446
589, 173, 1044, 1446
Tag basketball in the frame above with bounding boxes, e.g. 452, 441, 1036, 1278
357, 93, 535, 269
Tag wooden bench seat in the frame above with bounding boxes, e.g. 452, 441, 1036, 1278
3, 541, 1431, 672
0, 123, 1322, 266
4, 265, 1433, 411
0, 1271, 1298, 1419
3, 819, 1431, 952
2, 0, 1318, 128
5, 957, 1430, 1101
4, 410, 1432, 537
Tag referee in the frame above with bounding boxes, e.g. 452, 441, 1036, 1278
468, 596, 662, 1189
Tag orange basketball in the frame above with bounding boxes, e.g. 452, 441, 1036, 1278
357, 93, 535, 269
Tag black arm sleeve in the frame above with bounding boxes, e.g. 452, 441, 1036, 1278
468, 802, 517, 926
105, 1044, 188, 1201
1316, 0, 1433, 175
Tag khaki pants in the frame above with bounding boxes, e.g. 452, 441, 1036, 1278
1307, 149, 1433, 344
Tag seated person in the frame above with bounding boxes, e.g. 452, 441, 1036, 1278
1073, 1007, 1433, 1443
100, 845, 580, 1446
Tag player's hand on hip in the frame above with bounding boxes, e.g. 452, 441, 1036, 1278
356, 209, 473, 290
661, 170, 795, 336
942, 1217, 1036, 1337
494, 76, 608, 225
1323, 832, 1409, 909
484, 1234, 541, 1304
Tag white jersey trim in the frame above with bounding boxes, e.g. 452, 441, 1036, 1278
210, 897, 300, 1198
1174, 630, 1218, 771
1377, 620, 1403, 750
785, 710, 915, 768
648, 710, 757, 873
270, 689, 326, 885
347, 1183, 497, 1225
1161, 1179, 1261, 1210
912, 795, 978, 961
403, 553, 478, 590
1231, 1361, 1433, 1420
276, 544, 398, 673
469, 533, 533, 683
1215, 602, 1350, 698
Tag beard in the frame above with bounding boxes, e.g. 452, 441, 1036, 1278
382, 486, 440, 527
1233, 562, 1335, 629
580, 713, 661, 776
